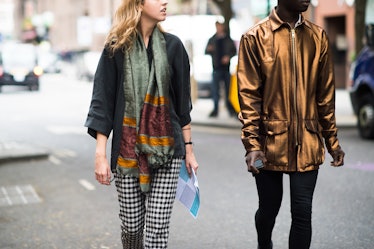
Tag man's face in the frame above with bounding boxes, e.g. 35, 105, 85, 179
280, 0, 310, 13
216, 23, 225, 33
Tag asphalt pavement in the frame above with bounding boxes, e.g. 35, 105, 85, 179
0, 89, 356, 163
1, 83, 372, 249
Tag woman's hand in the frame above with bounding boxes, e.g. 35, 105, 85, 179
95, 132, 111, 185
182, 123, 198, 175
95, 153, 111, 185
185, 151, 199, 175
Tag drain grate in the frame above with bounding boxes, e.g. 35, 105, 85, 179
0, 185, 42, 207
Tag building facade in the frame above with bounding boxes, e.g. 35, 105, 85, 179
7, 0, 118, 51
1, 0, 359, 88
2, 0, 186, 51
313, 0, 355, 88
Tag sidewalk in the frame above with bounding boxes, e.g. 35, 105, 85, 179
0, 90, 356, 163
191, 89, 357, 129
0, 141, 49, 163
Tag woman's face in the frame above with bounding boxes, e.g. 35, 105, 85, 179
141, 0, 168, 24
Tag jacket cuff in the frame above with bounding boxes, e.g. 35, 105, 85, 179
242, 137, 261, 153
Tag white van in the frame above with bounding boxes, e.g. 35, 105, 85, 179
0, 42, 42, 92
161, 15, 241, 98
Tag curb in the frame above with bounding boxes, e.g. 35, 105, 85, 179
0, 142, 50, 164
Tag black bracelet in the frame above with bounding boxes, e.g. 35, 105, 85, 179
184, 142, 193, 145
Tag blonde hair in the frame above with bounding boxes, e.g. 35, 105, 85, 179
105, 0, 143, 54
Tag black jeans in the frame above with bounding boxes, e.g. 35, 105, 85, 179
255, 170, 318, 249
211, 69, 235, 114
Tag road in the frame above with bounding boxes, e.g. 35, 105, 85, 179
0, 74, 373, 249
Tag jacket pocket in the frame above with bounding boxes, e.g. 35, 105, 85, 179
263, 120, 289, 166
301, 120, 325, 167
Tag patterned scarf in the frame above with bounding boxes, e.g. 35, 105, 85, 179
116, 27, 174, 193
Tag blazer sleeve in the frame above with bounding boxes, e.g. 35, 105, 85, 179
85, 47, 118, 139
167, 34, 192, 127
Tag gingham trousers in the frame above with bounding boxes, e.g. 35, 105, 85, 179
114, 157, 182, 249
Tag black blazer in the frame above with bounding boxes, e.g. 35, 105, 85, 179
85, 32, 192, 172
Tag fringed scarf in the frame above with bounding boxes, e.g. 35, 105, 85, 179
116, 27, 174, 192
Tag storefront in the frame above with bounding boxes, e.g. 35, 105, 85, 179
313, 0, 355, 89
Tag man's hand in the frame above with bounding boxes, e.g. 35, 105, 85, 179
245, 151, 267, 175
330, 148, 345, 167
221, 55, 230, 65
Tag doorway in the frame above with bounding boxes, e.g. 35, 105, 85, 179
325, 16, 347, 89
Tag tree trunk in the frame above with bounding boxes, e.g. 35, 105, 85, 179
212, 0, 233, 35
355, 0, 367, 55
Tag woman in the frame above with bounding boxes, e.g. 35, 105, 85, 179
85, 0, 198, 248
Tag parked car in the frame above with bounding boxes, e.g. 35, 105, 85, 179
349, 24, 374, 139
0, 42, 43, 92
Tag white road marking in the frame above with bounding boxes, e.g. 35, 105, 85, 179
16, 185, 28, 204
47, 126, 86, 135
49, 155, 61, 165
79, 179, 96, 191
53, 149, 77, 158
0, 185, 41, 207
1, 186, 12, 205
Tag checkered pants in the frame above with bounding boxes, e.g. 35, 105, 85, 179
115, 157, 182, 249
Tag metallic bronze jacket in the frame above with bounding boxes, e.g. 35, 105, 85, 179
237, 9, 341, 172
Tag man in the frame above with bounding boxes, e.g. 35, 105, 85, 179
205, 21, 237, 117
237, 1, 345, 249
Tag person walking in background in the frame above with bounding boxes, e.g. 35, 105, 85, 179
237, 0, 345, 248
85, 0, 198, 248
205, 20, 237, 118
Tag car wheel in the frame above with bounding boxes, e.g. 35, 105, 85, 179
29, 84, 39, 91
357, 95, 374, 139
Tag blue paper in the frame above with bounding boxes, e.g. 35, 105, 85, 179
176, 160, 200, 218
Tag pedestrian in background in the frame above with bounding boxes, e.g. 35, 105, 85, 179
205, 20, 237, 118
237, 0, 345, 249
85, 0, 198, 248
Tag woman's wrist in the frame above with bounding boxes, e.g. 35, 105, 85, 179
95, 151, 106, 158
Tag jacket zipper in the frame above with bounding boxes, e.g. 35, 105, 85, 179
291, 28, 299, 146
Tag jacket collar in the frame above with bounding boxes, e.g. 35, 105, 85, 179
269, 7, 305, 31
